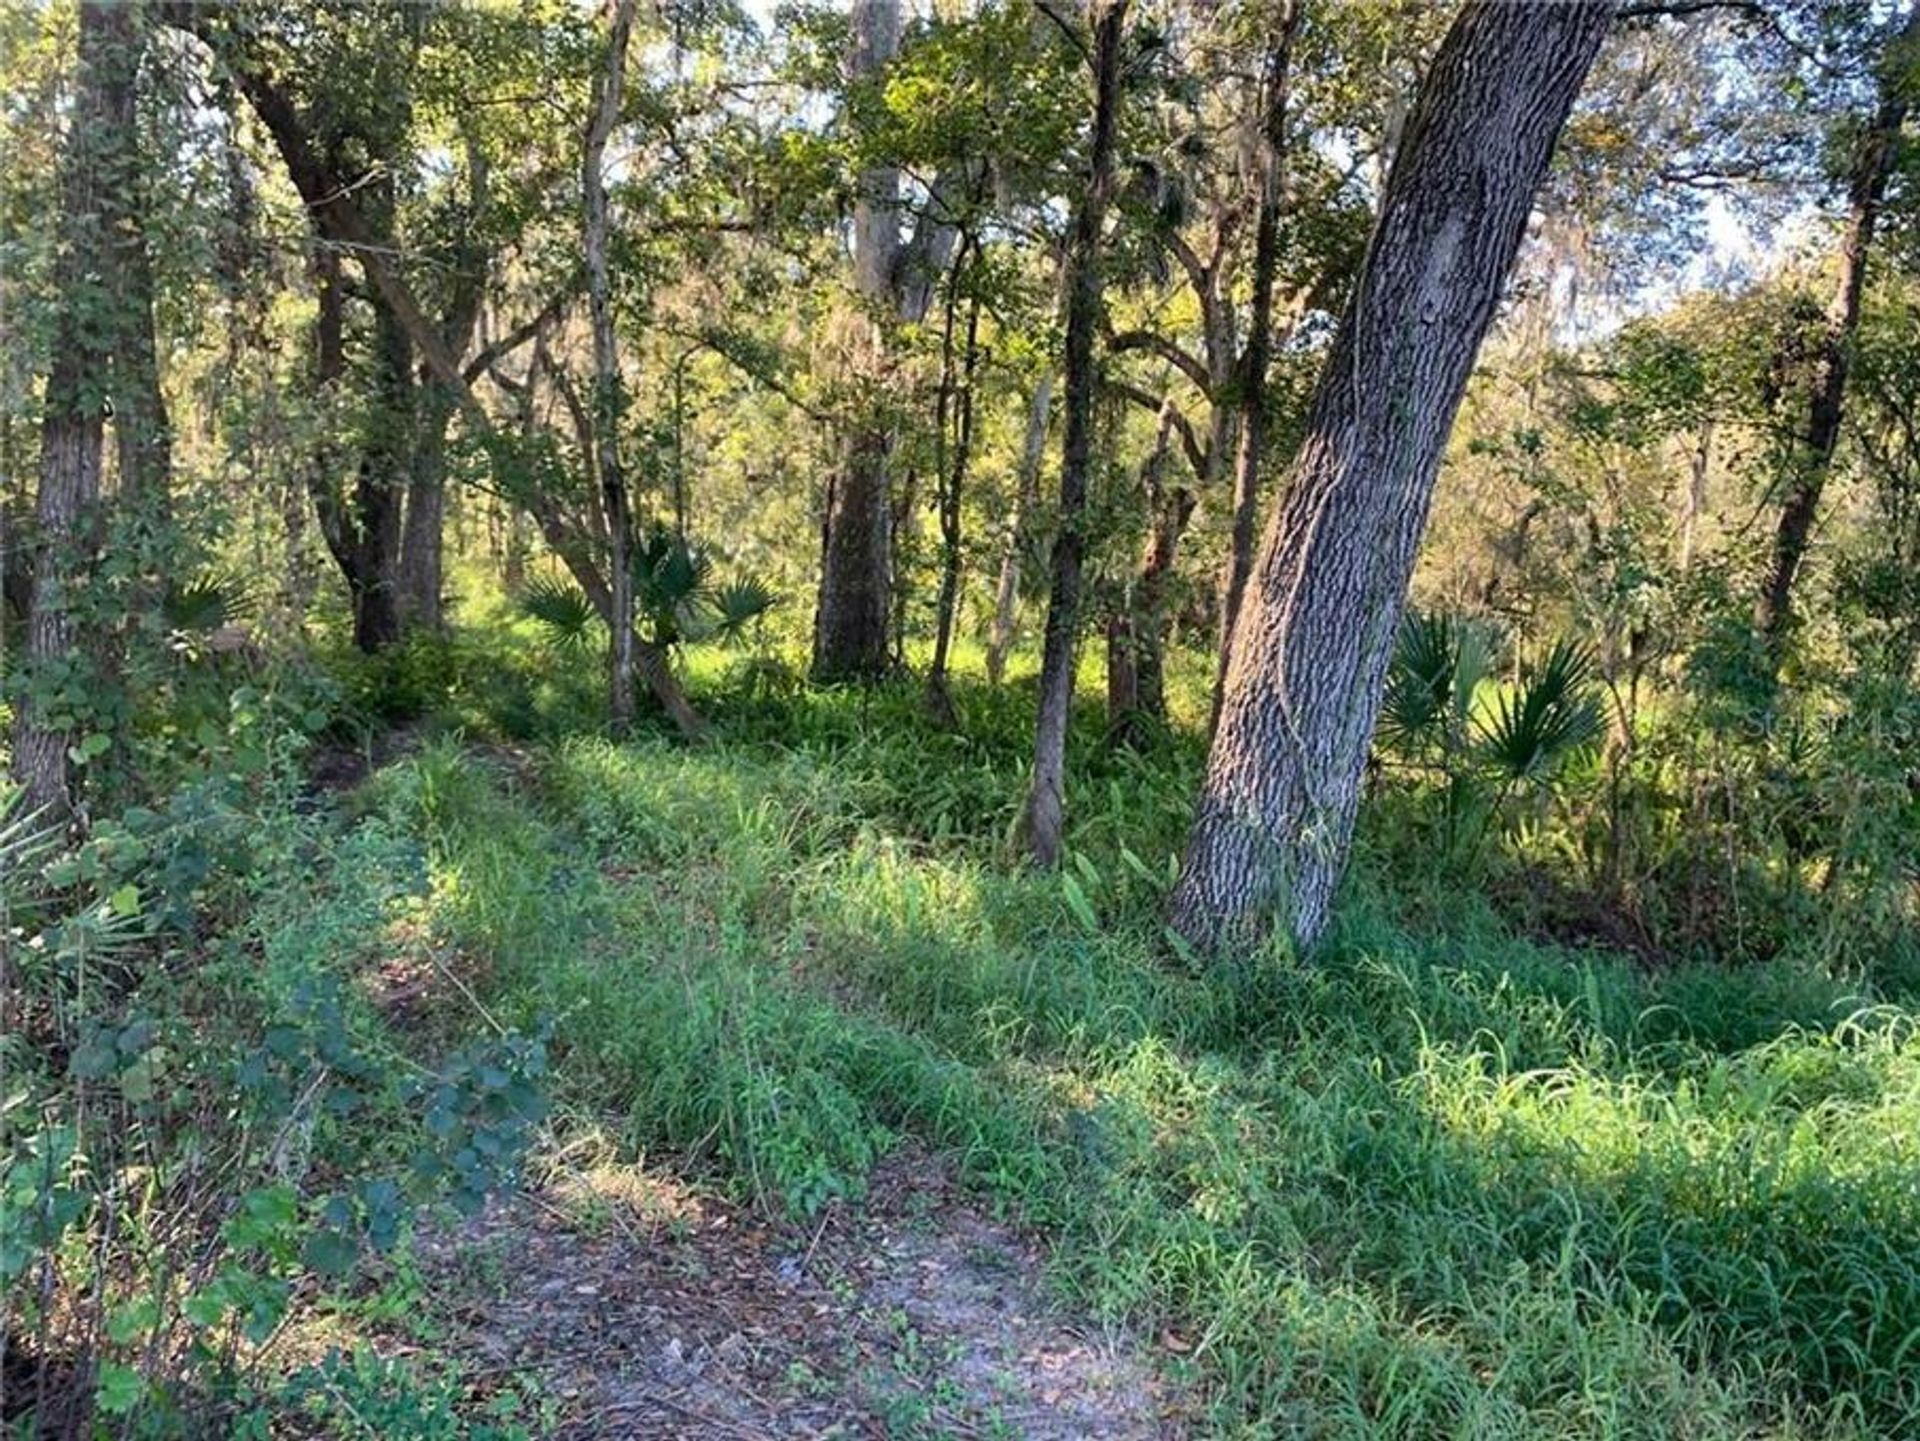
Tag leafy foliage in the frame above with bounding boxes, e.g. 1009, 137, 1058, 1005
1476, 638, 1605, 783
520, 574, 600, 654
162, 567, 260, 634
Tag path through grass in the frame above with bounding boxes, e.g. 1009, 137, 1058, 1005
358, 676, 1920, 1437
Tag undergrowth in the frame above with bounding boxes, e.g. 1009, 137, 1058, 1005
348, 663, 1920, 1439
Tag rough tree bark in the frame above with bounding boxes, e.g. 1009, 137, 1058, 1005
585, 0, 640, 735
1168, 0, 1613, 953
1753, 0, 1918, 654
12, 2, 131, 823
985, 372, 1053, 685
1212, 0, 1299, 731
1019, 0, 1129, 867
814, 0, 904, 682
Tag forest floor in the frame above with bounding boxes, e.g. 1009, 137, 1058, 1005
403, 1147, 1174, 1439
255, 658, 1919, 1438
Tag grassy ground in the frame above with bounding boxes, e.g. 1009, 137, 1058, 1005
292, 631, 1920, 1436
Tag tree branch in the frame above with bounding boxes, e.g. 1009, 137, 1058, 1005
1105, 378, 1206, 480
462, 283, 577, 384
1108, 328, 1211, 392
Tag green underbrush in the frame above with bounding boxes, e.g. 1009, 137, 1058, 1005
350, 661, 1920, 1438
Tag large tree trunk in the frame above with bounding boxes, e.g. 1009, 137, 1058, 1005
1753, 1, 1917, 653
813, 0, 903, 683
12, 1, 132, 823
1168, 0, 1612, 953
1019, 0, 1128, 867
1212, 1, 1299, 732
985, 372, 1053, 685
585, 0, 639, 734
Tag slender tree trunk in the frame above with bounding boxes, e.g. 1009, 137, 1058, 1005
1108, 401, 1190, 745
1754, 1, 1917, 653
105, 2, 172, 537
1020, 0, 1128, 867
1680, 420, 1711, 573
926, 253, 981, 723
1110, 489, 1194, 744
351, 295, 412, 653
889, 463, 918, 668
400, 385, 455, 630
1212, 0, 1299, 732
1168, 0, 1613, 953
814, 0, 903, 682
400, 144, 488, 634
986, 373, 1052, 685
585, 0, 639, 735
306, 243, 354, 589
13, 1, 132, 823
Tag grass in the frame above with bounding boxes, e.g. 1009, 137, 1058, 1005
327, 639, 1920, 1438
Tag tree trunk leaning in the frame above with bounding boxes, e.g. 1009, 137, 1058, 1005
1168, 0, 1614, 953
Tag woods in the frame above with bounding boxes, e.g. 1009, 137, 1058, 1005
6, 0, 1920, 1435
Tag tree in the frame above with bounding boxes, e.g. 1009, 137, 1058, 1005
1214, 0, 1301, 725
1104, 395, 1192, 745
813, 0, 906, 683
1020, 0, 1130, 867
922, 231, 984, 724
11, 2, 151, 823
811, 0, 968, 682
586, 0, 640, 734
984, 370, 1053, 685
1167, 0, 1615, 952
1753, 1, 1919, 656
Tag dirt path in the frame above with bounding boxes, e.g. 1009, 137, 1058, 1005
409, 1148, 1181, 1439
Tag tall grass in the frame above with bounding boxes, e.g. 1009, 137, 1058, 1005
362, 667, 1920, 1438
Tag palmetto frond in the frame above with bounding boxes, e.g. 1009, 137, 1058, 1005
709, 578, 778, 643
1475, 639, 1604, 783
1382, 611, 1491, 749
0, 791, 57, 906
521, 575, 600, 653
163, 568, 260, 633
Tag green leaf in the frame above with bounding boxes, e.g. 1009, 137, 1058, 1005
107, 1297, 159, 1346
302, 1228, 359, 1279
1060, 873, 1097, 932
95, 1361, 144, 1416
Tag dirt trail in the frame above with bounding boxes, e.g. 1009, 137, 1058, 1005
410, 1148, 1181, 1439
